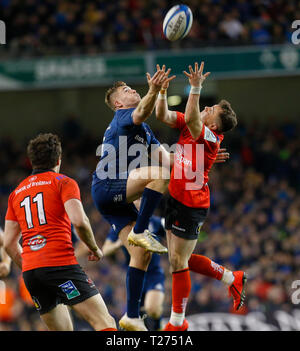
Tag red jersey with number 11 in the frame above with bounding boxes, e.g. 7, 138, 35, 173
5, 171, 80, 272
169, 112, 224, 209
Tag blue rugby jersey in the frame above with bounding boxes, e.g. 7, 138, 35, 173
93, 108, 160, 182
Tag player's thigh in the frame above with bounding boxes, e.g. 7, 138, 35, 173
126, 166, 169, 203
144, 290, 164, 318
119, 223, 152, 269
72, 294, 116, 331
168, 232, 197, 257
40, 304, 73, 331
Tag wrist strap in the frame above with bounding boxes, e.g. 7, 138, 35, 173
190, 86, 202, 95
158, 91, 167, 100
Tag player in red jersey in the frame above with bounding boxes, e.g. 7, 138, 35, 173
3, 133, 117, 331
156, 63, 246, 331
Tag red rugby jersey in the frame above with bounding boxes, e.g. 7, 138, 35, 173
5, 170, 80, 272
169, 112, 224, 208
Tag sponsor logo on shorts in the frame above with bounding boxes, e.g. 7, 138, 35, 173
28, 235, 46, 251
59, 280, 80, 300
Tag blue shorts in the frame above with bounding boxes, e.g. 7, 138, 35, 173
141, 267, 165, 307
144, 268, 165, 294
91, 176, 138, 235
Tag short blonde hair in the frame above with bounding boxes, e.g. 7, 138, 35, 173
105, 81, 126, 111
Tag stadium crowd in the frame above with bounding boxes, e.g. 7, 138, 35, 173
0, 112, 299, 330
0, 0, 299, 57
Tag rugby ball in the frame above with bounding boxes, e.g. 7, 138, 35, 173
163, 4, 193, 41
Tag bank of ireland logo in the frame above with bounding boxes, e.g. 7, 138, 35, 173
28, 235, 46, 251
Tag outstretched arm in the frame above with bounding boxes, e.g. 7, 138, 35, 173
132, 66, 175, 125
64, 199, 103, 262
155, 65, 178, 127
183, 62, 210, 140
4, 220, 22, 269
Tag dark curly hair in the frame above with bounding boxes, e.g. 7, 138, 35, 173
218, 99, 238, 133
27, 133, 62, 170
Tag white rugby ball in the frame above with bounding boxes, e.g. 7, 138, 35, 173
163, 4, 193, 41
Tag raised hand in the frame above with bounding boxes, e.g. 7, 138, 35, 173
156, 64, 176, 90
146, 65, 176, 93
183, 61, 210, 87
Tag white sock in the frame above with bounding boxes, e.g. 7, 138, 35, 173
170, 310, 185, 326
221, 269, 235, 285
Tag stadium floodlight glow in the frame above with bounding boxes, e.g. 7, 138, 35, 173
167, 95, 182, 107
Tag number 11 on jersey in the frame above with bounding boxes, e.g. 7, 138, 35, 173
20, 193, 47, 229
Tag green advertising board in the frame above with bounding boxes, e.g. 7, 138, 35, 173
156, 45, 300, 78
0, 45, 299, 90
0, 54, 146, 89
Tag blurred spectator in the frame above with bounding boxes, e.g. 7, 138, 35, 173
0, 0, 298, 57
219, 10, 244, 41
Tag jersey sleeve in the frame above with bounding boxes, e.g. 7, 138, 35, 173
173, 111, 186, 130
58, 177, 81, 204
5, 192, 18, 222
147, 126, 160, 147
116, 108, 135, 128
196, 126, 224, 152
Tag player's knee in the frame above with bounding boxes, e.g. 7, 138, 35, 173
130, 249, 152, 269
169, 252, 187, 271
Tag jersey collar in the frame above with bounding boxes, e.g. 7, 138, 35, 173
31, 169, 55, 175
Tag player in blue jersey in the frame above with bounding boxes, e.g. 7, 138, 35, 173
102, 215, 166, 331
91, 66, 175, 330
